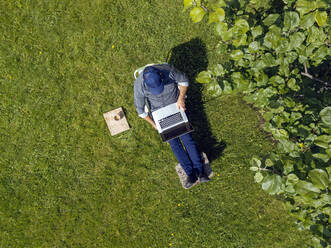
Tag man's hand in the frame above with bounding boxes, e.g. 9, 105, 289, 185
176, 97, 186, 111
152, 122, 157, 130
144, 115, 158, 130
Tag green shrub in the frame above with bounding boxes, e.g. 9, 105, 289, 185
183, 0, 330, 246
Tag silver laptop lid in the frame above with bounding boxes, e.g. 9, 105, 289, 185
152, 103, 188, 133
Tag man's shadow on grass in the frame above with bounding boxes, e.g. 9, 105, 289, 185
167, 38, 226, 162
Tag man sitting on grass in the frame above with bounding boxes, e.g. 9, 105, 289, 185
134, 63, 210, 189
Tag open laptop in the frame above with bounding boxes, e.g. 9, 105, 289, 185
152, 103, 193, 142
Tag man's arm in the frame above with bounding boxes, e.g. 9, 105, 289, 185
177, 85, 187, 111
134, 77, 158, 131
143, 115, 157, 130
166, 64, 189, 111
134, 79, 149, 117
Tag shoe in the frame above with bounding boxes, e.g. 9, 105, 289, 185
184, 173, 198, 189
198, 171, 210, 183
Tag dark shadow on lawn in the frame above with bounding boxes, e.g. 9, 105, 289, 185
167, 38, 226, 162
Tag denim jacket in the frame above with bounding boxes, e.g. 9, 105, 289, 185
134, 64, 189, 118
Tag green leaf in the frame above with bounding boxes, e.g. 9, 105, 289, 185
262, 87, 278, 98
215, 42, 228, 55
314, 141, 329, 149
220, 80, 232, 94
212, 64, 226, 76
287, 173, 299, 185
250, 166, 259, 171
196, 71, 212, 84
218, 25, 233, 41
263, 14, 280, 26
269, 75, 285, 87
276, 37, 289, 54
253, 60, 266, 70
215, 22, 228, 37
288, 32, 306, 51
322, 207, 331, 216
284, 11, 300, 31
276, 54, 288, 67
283, 0, 296, 6
234, 19, 250, 34
231, 72, 249, 90
262, 175, 283, 195
208, 0, 226, 9
311, 237, 324, 248
323, 206, 331, 224
315, 10, 327, 27
287, 51, 298, 64
326, 148, 331, 158
290, 112, 302, 122
262, 53, 277, 67
265, 158, 274, 167
295, 0, 317, 16
277, 138, 299, 154
206, 81, 223, 97
248, 41, 260, 53
279, 64, 290, 77
309, 169, 329, 190
300, 44, 314, 58
263, 26, 282, 49
316, 135, 331, 144
316, 0, 329, 8
208, 8, 225, 24
255, 72, 268, 86
285, 184, 295, 193
284, 97, 296, 108
222, 30, 233, 41
299, 56, 307, 64
273, 115, 285, 128
250, 156, 262, 168
254, 172, 264, 183
300, 12, 316, 29
262, 112, 273, 123
312, 153, 329, 163
233, 34, 247, 48
311, 197, 327, 208
294, 193, 318, 206
307, 26, 326, 45
190, 7, 206, 23
311, 45, 329, 64
321, 192, 331, 204
287, 78, 300, 91
183, 0, 193, 12
320, 107, 331, 127
251, 25, 263, 39
294, 180, 321, 195
314, 135, 331, 149
230, 50, 244, 61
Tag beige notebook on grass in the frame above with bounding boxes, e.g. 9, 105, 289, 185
103, 107, 130, 136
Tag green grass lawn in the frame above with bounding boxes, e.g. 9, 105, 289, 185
0, 0, 312, 247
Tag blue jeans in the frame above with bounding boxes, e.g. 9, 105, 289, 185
168, 133, 203, 176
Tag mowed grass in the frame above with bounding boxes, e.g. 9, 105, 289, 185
0, 0, 311, 247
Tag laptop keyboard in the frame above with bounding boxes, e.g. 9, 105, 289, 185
158, 112, 184, 129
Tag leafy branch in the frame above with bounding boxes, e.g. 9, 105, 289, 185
301, 61, 331, 91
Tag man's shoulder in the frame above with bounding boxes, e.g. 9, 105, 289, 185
134, 74, 145, 95
134, 72, 144, 85
152, 63, 173, 71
